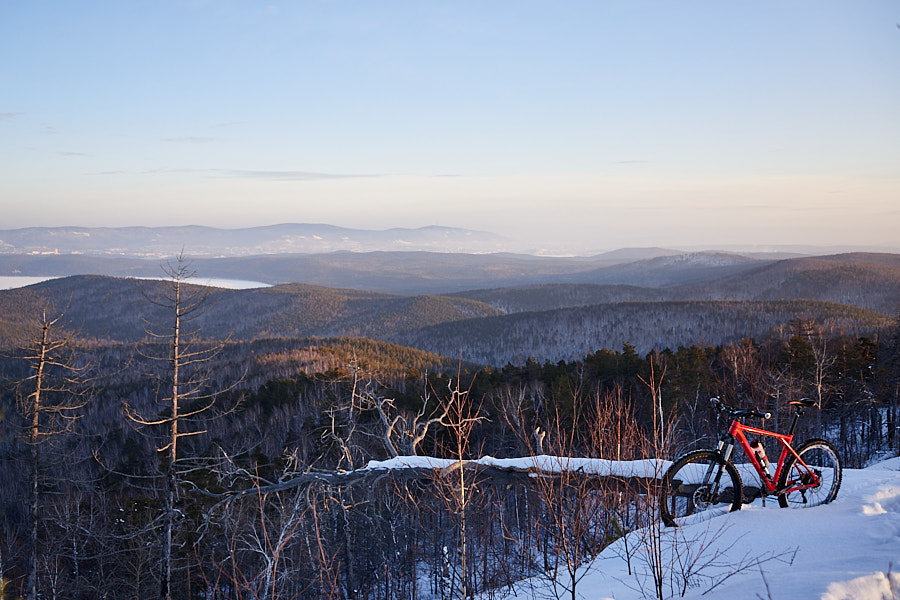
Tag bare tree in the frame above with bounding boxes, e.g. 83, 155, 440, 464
639, 352, 669, 450
527, 408, 609, 600
364, 369, 450, 458
212, 478, 311, 600
123, 251, 237, 600
804, 321, 836, 438
628, 356, 674, 600
430, 374, 484, 599
14, 310, 89, 600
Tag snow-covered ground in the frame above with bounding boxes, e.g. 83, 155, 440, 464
365, 455, 668, 478
365, 454, 900, 600
537, 456, 900, 600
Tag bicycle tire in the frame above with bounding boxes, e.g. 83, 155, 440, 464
660, 449, 743, 527
777, 438, 842, 508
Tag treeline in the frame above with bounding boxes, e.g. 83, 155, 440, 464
449, 283, 671, 312
0, 276, 892, 368
0, 276, 503, 348
396, 299, 892, 365
678, 253, 900, 315
453, 253, 900, 315
0, 303, 898, 598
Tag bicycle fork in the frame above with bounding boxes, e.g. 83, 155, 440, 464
702, 440, 735, 501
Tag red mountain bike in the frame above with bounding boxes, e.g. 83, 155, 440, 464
660, 397, 842, 527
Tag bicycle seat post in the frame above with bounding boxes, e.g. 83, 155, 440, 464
788, 398, 816, 436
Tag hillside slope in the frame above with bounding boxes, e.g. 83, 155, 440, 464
560, 251, 771, 287
450, 253, 900, 316
0, 275, 503, 347
559, 456, 900, 600
3, 251, 900, 310
683, 253, 900, 314
449, 284, 671, 312
394, 300, 892, 364
1, 276, 891, 364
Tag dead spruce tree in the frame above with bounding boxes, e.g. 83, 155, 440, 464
123, 252, 236, 600
14, 311, 89, 600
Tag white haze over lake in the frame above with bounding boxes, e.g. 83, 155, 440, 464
0, 276, 270, 290
0, 276, 59, 289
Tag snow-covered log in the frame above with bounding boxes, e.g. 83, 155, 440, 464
209, 455, 672, 511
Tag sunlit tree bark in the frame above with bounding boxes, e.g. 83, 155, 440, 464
15, 311, 88, 600
123, 251, 236, 600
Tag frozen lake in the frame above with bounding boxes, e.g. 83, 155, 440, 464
0, 275, 271, 290
0, 276, 57, 289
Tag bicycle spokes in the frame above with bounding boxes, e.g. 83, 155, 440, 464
777, 440, 841, 509
663, 399, 842, 525
660, 450, 743, 526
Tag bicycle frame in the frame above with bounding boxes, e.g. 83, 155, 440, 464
720, 417, 820, 496
661, 398, 839, 527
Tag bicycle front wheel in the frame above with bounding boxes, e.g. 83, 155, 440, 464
777, 438, 842, 508
660, 450, 743, 527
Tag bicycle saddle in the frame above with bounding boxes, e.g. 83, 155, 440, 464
789, 398, 816, 408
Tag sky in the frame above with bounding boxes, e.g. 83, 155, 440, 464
1, 1, 899, 253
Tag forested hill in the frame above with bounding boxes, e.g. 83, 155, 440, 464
680, 253, 900, 314
392, 300, 892, 365
3, 248, 900, 303
451, 253, 900, 315
0, 273, 893, 365
0, 276, 502, 348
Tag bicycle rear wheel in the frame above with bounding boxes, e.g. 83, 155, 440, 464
660, 450, 743, 527
777, 438, 842, 508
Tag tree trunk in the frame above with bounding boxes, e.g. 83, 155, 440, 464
28, 320, 49, 600
162, 277, 182, 600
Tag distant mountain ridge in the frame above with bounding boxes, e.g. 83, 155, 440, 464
0, 249, 706, 294
450, 253, 900, 315
3, 224, 898, 259
0, 223, 509, 256
4, 249, 899, 311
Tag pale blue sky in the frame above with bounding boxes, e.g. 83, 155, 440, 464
1, 1, 898, 252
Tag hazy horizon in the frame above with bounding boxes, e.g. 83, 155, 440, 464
2, 2, 898, 250
3, 222, 899, 257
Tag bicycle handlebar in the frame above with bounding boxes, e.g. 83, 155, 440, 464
709, 397, 771, 420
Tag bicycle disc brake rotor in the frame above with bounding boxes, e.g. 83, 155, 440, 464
692, 484, 715, 510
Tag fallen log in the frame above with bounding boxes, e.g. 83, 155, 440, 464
208, 455, 671, 511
